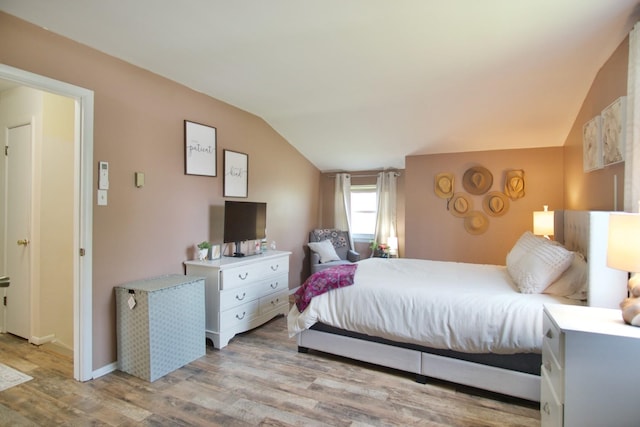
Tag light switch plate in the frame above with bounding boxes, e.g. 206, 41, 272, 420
97, 189, 108, 206
135, 172, 145, 188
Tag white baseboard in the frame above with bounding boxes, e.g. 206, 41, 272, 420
30, 334, 55, 345
93, 361, 117, 379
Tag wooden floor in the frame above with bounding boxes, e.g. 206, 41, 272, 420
0, 316, 540, 426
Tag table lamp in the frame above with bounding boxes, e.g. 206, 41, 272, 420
387, 236, 398, 257
533, 205, 554, 239
607, 212, 640, 326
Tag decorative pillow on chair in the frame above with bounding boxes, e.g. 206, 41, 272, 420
308, 240, 341, 263
506, 232, 574, 294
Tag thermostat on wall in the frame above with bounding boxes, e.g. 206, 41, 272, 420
99, 161, 109, 190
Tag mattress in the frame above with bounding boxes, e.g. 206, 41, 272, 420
288, 257, 582, 354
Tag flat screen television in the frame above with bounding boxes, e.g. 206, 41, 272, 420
223, 201, 267, 257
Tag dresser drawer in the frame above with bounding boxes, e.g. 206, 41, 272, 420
220, 299, 260, 326
219, 283, 264, 311
220, 256, 289, 290
256, 273, 288, 296
543, 310, 564, 366
259, 290, 288, 314
540, 369, 563, 427
542, 338, 564, 400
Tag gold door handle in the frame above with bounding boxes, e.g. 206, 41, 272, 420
17, 239, 29, 246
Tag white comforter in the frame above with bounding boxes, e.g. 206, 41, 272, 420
288, 257, 581, 354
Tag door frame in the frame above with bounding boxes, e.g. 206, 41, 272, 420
0, 64, 94, 381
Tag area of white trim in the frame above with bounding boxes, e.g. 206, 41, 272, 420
92, 361, 117, 379
0, 64, 94, 381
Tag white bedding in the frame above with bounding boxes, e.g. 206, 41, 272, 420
288, 257, 583, 354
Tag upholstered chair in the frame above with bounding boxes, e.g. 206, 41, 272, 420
308, 229, 360, 274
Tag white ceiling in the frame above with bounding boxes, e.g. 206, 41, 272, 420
2, 1, 639, 172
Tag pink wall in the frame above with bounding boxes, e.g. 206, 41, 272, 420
405, 147, 564, 265
563, 37, 628, 210
0, 13, 320, 369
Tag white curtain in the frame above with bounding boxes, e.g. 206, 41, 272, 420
373, 171, 397, 248
626, 22, 640, 213
334, 173, 354, 247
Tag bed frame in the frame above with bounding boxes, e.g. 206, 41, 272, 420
296, 211, 628, 402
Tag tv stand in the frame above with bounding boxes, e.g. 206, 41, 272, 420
233, 241, 244, 257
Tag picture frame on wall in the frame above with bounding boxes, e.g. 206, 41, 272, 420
601, 96, 626, 167
184, 120, 217, 176
223, 149, 248, 198
583, 115, 603, 172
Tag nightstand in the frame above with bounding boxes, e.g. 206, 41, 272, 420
541, 304, 640, 427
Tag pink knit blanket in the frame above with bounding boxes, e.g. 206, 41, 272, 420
294, 264, 358, 312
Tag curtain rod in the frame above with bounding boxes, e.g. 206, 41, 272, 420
327, 172, 401, 178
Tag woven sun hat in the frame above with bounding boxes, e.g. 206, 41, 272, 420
464, 211, 489, 235
449, 193, 472, 217
434, 172, 454, 198
504, 169, 525, 200
462, 166, 493, 195
483, 191, 510, 217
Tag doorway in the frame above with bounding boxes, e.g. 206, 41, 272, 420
0, 64, 93, 381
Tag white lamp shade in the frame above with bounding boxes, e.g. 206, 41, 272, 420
387, 236, 398, 255
607, 213, 640, 272
533, 210, 555, 236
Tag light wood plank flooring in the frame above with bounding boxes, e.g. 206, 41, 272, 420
0, 316, 540, 426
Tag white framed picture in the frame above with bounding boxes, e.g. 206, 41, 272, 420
184, 120, 217, 176
601, 96, 626, 167
583, 115, 603, 172
223, 149, 248, 198
210, 244, 221, 260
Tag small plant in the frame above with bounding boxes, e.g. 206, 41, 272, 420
197, 241, 212, 250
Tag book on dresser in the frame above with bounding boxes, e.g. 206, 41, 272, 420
185, 250, 291, 349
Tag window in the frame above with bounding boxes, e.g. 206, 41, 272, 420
350, 185, 377, 239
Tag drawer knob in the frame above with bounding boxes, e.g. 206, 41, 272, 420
271, 298, 280, 306
235, 311, 246, 320
238, 272, 249, 280
270, 264, 279, 271
235, 292, 246, 301
544, 361, 551, 373
542, 402, 550, 415
545, 329, 554, 339
270, 282, 278, 289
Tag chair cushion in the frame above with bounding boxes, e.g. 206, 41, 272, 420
308, 240, 341, 263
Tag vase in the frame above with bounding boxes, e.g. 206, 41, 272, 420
198, 248, 209, 261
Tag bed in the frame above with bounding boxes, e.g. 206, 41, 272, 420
287, 211, 628, 402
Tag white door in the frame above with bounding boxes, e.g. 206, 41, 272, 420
6, 124, 32, 339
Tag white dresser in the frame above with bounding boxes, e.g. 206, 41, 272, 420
185, 250, 290, 349
541, 304, 640, 427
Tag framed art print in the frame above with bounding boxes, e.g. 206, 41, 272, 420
210, 244, 221, 260
583, 115, 603, 172
223, 149, 248, 197
601, 96, 626, 167
184, 120, 216, 176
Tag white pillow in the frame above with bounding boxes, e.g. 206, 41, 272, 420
308, 240, 341, 263
506, 231, 543, 267
544, 252, 588, 299
507, 238, 574, 294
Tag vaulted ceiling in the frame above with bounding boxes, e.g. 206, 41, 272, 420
2, 1, 639, 171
